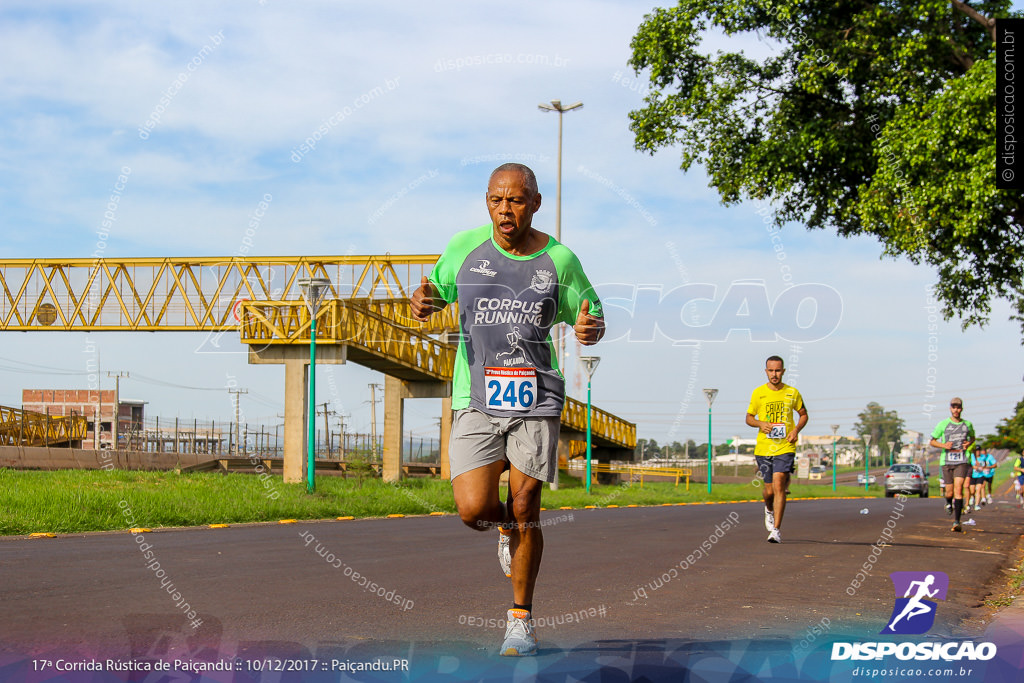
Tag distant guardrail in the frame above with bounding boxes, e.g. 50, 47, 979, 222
566, 460, 691, 489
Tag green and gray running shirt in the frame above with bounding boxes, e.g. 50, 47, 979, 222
931, 418, 975, 464
429, 224, 602, 417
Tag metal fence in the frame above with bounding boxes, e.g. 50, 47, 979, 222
118, 415, 439, 463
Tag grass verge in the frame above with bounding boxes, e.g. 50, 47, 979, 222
0, 467, 881, 536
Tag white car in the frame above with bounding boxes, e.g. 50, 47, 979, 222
857, 473, 877, 484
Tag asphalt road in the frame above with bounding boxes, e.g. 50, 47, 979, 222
1, 490, 1021, 680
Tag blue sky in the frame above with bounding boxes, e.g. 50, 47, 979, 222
1, 1, 1021, 447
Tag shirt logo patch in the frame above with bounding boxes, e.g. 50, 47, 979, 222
470, 259, 497, 277
496, 326, 526, 366
530, 269, 554, 293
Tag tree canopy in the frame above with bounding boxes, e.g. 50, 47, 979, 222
853, 401, 906, 448
628, 1, 1024, 336
983, 397, 1024, 451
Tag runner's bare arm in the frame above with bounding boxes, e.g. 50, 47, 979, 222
745, 413, 771, 434
787, 407, 809, 444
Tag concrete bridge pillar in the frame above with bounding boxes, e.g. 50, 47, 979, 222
382, 377, 451, 483
249, 344, 348, 484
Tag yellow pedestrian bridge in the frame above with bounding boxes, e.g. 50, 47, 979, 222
0, 405, 88, 447
0, 256, 635, 481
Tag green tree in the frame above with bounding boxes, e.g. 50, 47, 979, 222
628, 1, 1024, 336
983, 397, 1024, 451
635, 438, 663, 460
853, 402, 906, 461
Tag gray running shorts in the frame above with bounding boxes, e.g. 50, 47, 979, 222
942, 463, 972, 482
449, 407, 560, 483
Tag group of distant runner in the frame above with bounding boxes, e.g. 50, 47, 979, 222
930, 398, 1023, 531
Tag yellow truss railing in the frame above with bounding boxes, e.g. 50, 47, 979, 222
0, 256, 456, 331
239, 300, 635, 449
0, 405, 88, 446
361, 298, 458, 334
561, 396, 636, 449
239, 300, 455, 381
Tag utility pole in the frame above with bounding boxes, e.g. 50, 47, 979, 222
95, 349, 102, 449
337, 413, 348, 460
107, 371, 129, 450
433, 417, 443, 462
368, 383, 382, 460
275, 413, 286, 457
228, 388, 248, 455
317, 402, 336, 458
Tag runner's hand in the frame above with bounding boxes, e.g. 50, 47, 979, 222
573, 299, 605, 346
410, 276, 440, 321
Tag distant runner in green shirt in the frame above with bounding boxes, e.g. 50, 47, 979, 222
930, 397, 975, 532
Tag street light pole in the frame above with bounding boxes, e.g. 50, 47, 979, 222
703, 389, 718, 493
537, 99, 582, 245
107, 371, 129, 450
580, 356, 601, 495
299, 276, 331, 494
538, 99, 583, 386
831, 424, 839, 492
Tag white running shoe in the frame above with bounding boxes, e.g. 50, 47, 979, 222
498, 529, 512, 578
764, 507, 775, 533
987, 495, 993, 505
500, 608, 537, 656
974, 504, 982, 512
767, 528, 782, 543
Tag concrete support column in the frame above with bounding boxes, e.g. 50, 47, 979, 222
556, 432, 577, 489
557, 432, 574, 468
440, 394, 452, 480
383, 375, 405, 483
380, 378, 451, 483
283, 357, 308, 484
248, 344, 347, 485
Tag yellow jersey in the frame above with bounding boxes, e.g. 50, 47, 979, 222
747, 383, 804, 456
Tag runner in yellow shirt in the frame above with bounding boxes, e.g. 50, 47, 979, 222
746, 355, 809, 543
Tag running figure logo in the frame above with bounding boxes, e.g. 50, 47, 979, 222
496, 326, 523, 359
881, 571, 949, 634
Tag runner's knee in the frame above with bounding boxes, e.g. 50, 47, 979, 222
509, 486, 542, 523
455, 499, 498, 531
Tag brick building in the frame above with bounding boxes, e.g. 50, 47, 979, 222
22, 389, 145, 449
